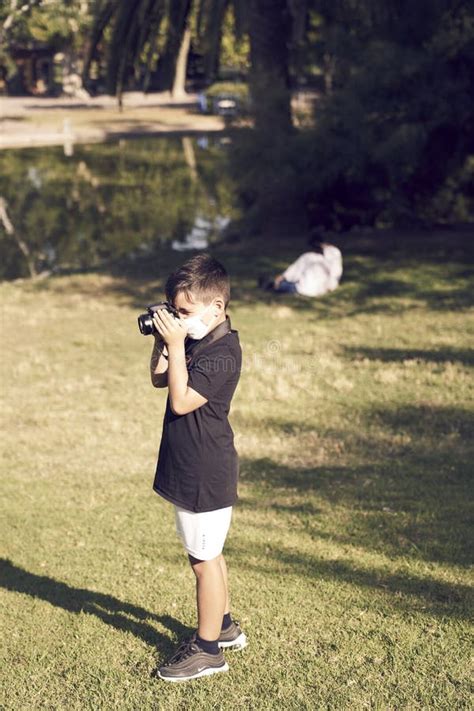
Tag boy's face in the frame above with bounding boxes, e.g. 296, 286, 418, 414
173, 290, 219, 326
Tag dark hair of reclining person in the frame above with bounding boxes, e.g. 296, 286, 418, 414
307, 228, 325, 254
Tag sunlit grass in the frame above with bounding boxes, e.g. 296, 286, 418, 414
1, 236, 473, 709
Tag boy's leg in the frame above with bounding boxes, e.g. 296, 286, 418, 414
157, 555, 229, 680
189, 554, 226, 641
219, 553, 230, 616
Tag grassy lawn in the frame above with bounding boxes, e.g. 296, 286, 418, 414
1, 232, 473, 709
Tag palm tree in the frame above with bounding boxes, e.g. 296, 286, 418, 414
83, 0, 299, 132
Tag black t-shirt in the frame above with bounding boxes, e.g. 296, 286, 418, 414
152, 317, 242, 513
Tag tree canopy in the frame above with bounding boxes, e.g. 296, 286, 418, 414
2, 0, 472, 230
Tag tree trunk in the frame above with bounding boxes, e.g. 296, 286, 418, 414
172, 23, 192, 98
202, 0, 228, 83
153, 0, 192, 92
248, 0, 293, 134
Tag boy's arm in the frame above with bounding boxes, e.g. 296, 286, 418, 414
152, 309, 208, 414
150, 335, 169, 388
167, 342, 208, 415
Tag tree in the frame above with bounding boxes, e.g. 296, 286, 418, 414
1, 0, 94, 96
247, 0, 293, 133
227, 0, 474, 231
306, 0, 474, 224
0, 0, 41, 47
83, 0, 296, 132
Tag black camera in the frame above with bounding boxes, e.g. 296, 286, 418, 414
137, 301, 179, 336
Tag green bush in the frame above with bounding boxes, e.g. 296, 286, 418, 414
228, 7, 474, 232
205, 81, 249, 101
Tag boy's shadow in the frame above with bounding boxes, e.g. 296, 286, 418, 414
0, 558, 191, 661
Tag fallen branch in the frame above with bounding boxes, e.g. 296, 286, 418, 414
0, 196, 37, 278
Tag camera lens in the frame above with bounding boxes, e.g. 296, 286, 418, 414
138, 313, 154, 336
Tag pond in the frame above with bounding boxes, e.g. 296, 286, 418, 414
0, 135, 237, 280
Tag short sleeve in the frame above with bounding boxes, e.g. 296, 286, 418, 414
187, 346, 238, 401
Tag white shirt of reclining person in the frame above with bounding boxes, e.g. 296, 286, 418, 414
322, 244, 343, 291
282, 251, 331, 297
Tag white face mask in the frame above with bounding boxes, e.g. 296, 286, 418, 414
183, 302, 218, 340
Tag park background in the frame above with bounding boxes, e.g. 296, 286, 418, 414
1, 1, 473, 709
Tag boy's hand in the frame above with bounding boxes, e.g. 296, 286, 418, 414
152, 309, 187, 348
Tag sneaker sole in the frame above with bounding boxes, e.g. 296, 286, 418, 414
218, 632, 248, 650
157, 662, 229, 683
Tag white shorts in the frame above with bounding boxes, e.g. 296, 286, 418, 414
174, 505, 233, 561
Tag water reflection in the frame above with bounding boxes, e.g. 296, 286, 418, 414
0, 135, 236, 280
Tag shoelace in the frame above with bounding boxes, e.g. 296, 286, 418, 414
172, 632, 197, 656
168, 621, 241, 663
164, 641, 200, 666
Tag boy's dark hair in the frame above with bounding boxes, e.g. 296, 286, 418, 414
165, 253, 231, 308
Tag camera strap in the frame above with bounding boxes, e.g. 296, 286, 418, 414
184, 315, 232, 367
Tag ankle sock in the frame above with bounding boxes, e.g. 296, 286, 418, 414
195, 634, 219, 655
221, 613, 232, 630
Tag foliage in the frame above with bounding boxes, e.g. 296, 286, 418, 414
83, 1, 252, 96
230, 0, 474, 230
205, 81, 249, 100
1, 0, 93, 51
218, 3, 250, 75
0, 0, 95, 95
4, 0, 474, 229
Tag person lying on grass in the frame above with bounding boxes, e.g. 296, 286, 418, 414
258, 229, 343, 297
149, 253, 246, 682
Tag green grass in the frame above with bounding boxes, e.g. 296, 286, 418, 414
1, 231, 473, 709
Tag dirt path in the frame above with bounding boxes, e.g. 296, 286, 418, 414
0, 91, 225, 149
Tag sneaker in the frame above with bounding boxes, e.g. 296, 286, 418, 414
218, 620, 248, 650
175, 621, 248, 653
157, 640, 229, 682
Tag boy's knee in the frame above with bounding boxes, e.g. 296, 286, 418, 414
188, 553, 221, 572
188, 553, 203, 567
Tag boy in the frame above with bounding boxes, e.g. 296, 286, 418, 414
149, 253, 246, 682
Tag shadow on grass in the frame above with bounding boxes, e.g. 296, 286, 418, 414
27, 243, 324, 314
235, 481, 472, 621
328, 258, 474, 317
370, 403, 474, 439
237, 403, 473, 570
344, 346, 474, 367
240, 453, 472, 562
31, 236, 473, 322
233, 543, 473, 620
0, 558, 192, 661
